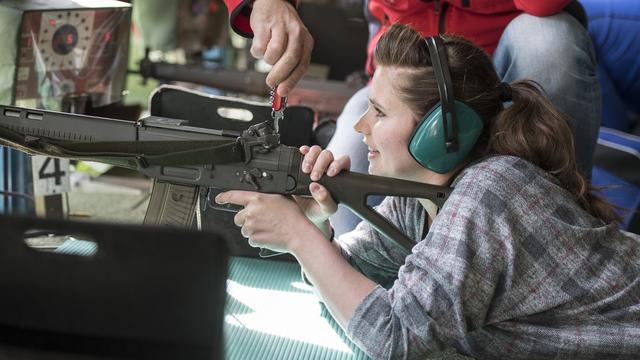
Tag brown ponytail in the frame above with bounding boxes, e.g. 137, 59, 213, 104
375, 23, 621, 224
490, 81, 621, 224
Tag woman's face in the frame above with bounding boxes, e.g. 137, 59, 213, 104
354, 66, 424, 180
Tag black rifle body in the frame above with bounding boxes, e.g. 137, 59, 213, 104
0, 105, 452, 252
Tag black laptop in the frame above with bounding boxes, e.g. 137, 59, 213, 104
0, 215, 229, 360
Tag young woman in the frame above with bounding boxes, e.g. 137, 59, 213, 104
215, 24, 640, 359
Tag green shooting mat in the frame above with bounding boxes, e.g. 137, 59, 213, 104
224, 257, 370, 360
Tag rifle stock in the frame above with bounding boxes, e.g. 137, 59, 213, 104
315, 172, 449, 251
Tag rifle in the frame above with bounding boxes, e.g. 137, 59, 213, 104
0, 103, 452, 253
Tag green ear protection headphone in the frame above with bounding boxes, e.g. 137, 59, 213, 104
408, 36, 484, 174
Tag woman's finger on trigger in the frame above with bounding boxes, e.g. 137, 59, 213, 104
310, 183, 337, 214
302, 145, 322, 173
234, 209, 247, 227
311, 149, 334, 181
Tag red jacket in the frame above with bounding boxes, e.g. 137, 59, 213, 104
224, 0, 571, 75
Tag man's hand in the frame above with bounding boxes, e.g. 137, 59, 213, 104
250, 0, 313, 96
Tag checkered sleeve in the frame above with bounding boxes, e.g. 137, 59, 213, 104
337, 196, 422, 287
341, 156, 640, 359
345, 164, 509, 359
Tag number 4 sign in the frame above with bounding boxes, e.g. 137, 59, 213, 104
31, 155, 70, 196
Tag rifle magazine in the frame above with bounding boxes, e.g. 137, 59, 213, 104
144, 181, 200, 228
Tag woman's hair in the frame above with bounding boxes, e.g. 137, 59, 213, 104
374, 23, 620, 224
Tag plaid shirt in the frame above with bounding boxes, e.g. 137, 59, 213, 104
338, 155, 640, 360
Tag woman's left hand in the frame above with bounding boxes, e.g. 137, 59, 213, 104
214, 191, 313, 253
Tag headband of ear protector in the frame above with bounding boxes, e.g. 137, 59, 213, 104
408, 36, 484, 174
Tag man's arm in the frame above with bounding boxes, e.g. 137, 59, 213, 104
222, 0, 312, 96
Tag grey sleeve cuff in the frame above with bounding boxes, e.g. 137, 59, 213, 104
346, 285, 390, 356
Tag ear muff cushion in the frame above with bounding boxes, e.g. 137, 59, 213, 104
409, 101, 483, 174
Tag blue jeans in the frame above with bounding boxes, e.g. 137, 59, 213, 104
582, 0, 640, 133
493, 11, 601, 180
328, 11, 601, 236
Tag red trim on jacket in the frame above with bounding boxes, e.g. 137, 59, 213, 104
223, 0, 253, 37
223, 0, 299, 38
513, 0, 573, 16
